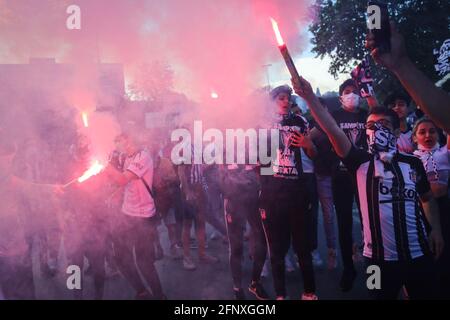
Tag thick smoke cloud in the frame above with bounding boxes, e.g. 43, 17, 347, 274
0, 0, 314, 131
0, 1, 316, 299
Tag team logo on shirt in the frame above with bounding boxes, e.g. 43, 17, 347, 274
379, 182, 417, 202
340, 122, 365, 148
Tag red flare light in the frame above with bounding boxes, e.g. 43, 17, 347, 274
269, 17, 300, 81
81, 112, 89, 128
211, 91, 219, 99
270, 18, 284, 46
77, 160, 104, 183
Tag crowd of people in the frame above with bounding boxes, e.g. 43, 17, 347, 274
0, 22, 449, 301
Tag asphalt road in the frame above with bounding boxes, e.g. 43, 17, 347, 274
26, 207, 372, 300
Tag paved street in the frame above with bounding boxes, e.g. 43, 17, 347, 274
26, 207, 372, 300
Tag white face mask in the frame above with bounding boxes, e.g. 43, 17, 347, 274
341, 93, 360, 111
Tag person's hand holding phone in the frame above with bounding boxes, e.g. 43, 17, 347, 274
367, 22, 409, 73
290, 130, 313, 149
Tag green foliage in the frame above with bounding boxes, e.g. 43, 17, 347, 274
310, 0, 450, 100
127, 61, 174, 103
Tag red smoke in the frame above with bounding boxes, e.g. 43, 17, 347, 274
0, 0, 315, 129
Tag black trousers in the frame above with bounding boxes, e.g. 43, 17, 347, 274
304, 173, 319, 250
260, 184, 316, 297
0, 252, 35, 300
112, 215, 164, 298
224, 194, 267, 289
332, 170, 358, 270
65, 204, 108, 300
365, 255, 438, 300
437, 196, 450, 299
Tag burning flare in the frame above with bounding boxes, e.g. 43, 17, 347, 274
211, 91, 219, 99
77, 160, 104, 183
82, 112, 89, 128
269, 17, 300, 82
270, 18, 284, 46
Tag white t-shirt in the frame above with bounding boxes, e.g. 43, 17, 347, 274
300, 148, 314, 173
122, 149, 156, 218
397, 130, 414, 154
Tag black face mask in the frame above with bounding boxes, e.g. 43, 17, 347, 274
366, 122, 398, 178
366, 122, 397, 156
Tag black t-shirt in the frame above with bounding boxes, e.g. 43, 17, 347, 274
318, 107, 368, 174
331, 107, 368, 150
260, 113, 309, 197
311, 129, 340, 176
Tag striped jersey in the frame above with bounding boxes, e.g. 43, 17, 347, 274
342, 147, 432, 261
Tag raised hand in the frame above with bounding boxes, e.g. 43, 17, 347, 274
291, 76, 315, 101
367, 22, 409, 72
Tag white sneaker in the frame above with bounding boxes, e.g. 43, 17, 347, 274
312, 250, 324, 268
327, 248, 338, 270
183, 257, 196, 270
301, 293, 318, 300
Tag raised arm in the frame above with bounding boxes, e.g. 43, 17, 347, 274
366, 95, 380, 110
292, 77, 352, 158
369, 22, 450, 132
420, 193, 444, 259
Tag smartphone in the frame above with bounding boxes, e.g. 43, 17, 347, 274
367, 1, 391, 53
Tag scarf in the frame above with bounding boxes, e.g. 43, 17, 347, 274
415, 143, 440, 181
366, 123, 398, 178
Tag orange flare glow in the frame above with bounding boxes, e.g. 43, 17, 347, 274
211, 91, 219, 99
270, 18, 284, 46
77, 160, 104, 183
82, 112, 89, 128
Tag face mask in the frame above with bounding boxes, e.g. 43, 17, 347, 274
366, 123, 397, 178
366, 122, 397, 155
341, 93, 360, 111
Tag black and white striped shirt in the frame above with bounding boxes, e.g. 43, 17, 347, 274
342, 147, 432, 261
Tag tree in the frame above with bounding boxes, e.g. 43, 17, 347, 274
309, 0, 450, 100
127, 61, 174, 104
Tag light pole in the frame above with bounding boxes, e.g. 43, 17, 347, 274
262, 64, 272, 92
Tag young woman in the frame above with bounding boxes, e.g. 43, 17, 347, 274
413, 118, 450, 299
